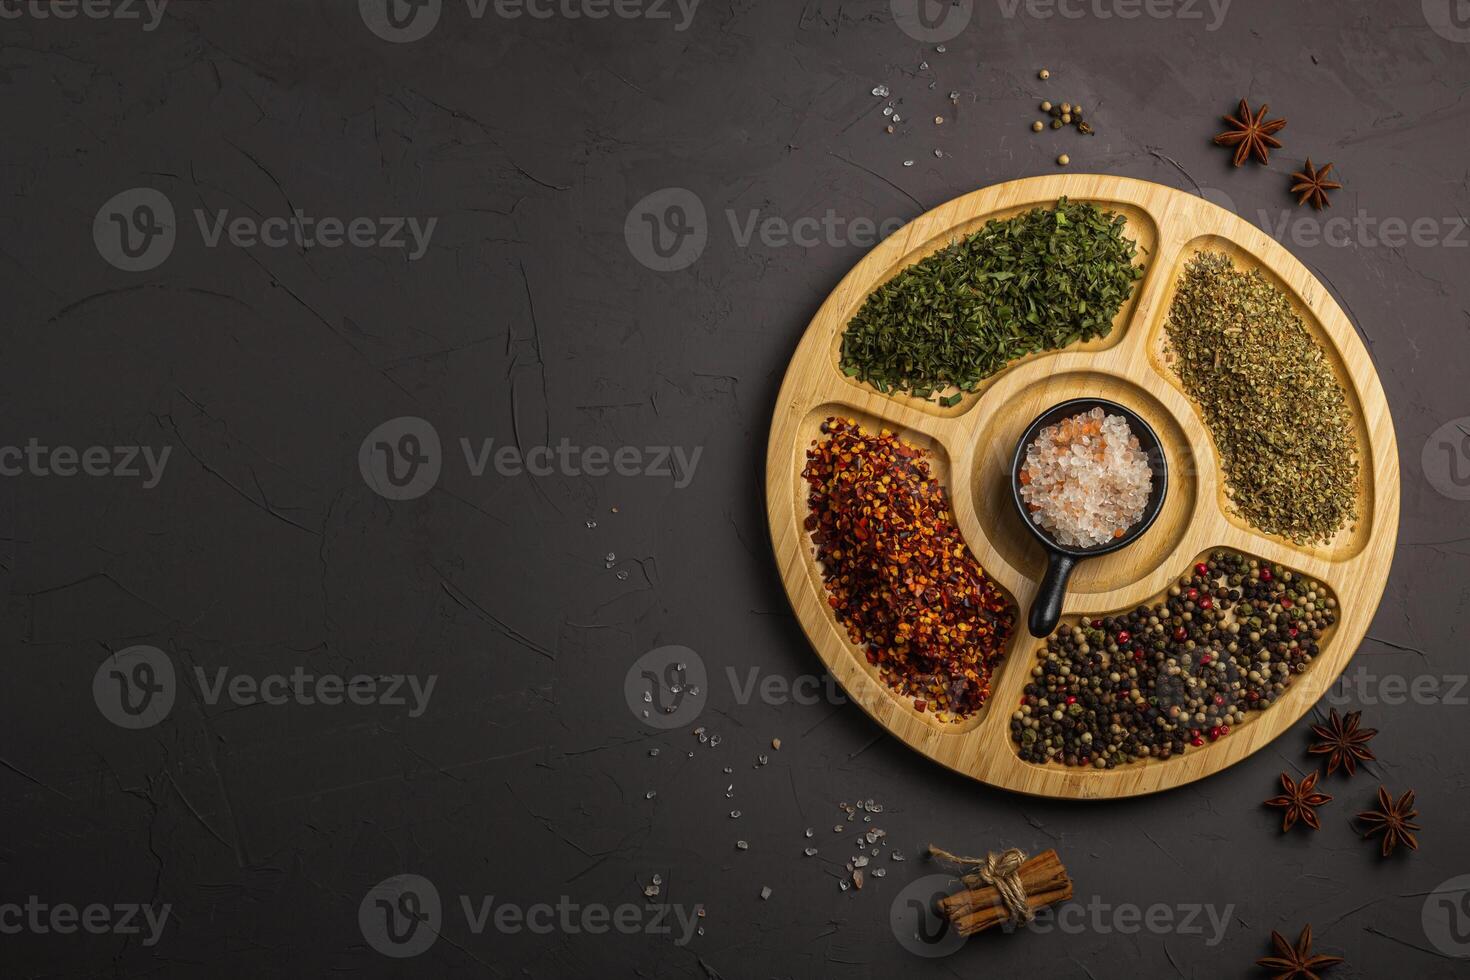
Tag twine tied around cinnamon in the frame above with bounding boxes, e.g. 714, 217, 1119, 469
927, 845, 1033, 924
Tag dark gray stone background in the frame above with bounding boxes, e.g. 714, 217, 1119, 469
3, 0, 1468, 977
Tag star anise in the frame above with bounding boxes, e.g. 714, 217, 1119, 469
1290, 159, 1342, 210
1357, 786, 1420, 857
1264, 770, 1332, 831
1255, 924, 1344, 979
1308, 708, 1376, 776
1214, 98, 1287, 167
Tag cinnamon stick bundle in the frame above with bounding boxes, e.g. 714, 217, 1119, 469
935, 849, 1072, 937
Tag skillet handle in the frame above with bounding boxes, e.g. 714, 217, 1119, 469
1027, 552, 1078, 638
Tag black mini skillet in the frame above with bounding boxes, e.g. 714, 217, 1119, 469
1011, 397, 1169, 638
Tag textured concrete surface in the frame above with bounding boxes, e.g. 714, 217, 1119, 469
3, 1, 1469, 977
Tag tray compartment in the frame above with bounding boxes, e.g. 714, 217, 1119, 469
826, 198, 1161, 418
968, 370, 1200, 597
1145, 235, 1374, 562
1003, 546, 1340, 772
791, 403, 1019, 733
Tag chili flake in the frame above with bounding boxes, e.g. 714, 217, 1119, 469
802, 418, 1015, 719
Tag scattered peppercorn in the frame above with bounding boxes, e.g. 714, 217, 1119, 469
1039, 68, 1050, 80
1057, 154, 1070, 166
805, 419, 1016, 720
1032, 121, 1044, 133
1010, 551, 1337, 768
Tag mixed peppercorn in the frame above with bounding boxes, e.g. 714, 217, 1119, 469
1011, 551, 1337, 767
803, 418, 1015, 720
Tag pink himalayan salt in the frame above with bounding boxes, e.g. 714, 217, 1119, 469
1019, 407, 1152, 549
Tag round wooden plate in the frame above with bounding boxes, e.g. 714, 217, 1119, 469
764, 174, 1399, 799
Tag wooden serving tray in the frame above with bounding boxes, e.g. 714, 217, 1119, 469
764, 174, 1399, 799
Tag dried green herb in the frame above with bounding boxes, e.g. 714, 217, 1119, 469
840, 198, 1144, 398
1164, 251, 1358, 545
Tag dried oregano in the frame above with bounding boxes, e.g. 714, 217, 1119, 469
840, 198, 1145, 398
1164, 251, 1358, 545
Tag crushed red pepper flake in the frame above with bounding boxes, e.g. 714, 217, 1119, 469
802, 418, 1015, 720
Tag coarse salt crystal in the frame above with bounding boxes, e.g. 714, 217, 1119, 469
1019, 408, 1152, 549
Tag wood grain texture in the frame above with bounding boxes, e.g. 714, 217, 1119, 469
764, 174, 1399, 800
